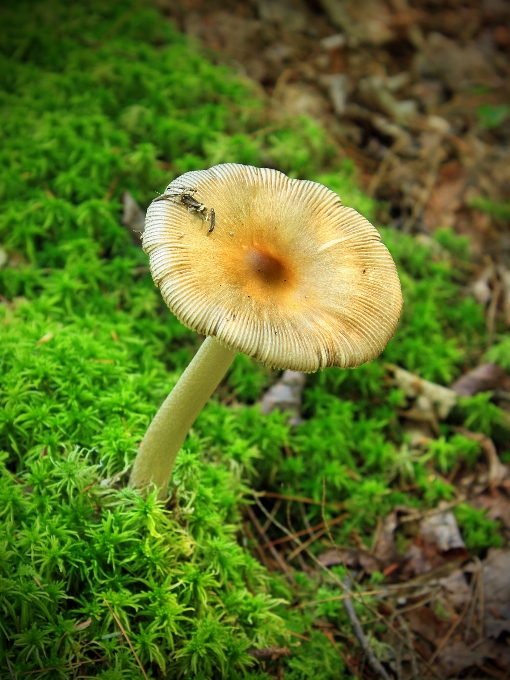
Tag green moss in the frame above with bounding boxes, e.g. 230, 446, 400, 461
485, 336, 510, 371
476, 103, 510, 130
454, 503, 504, 554
0, 0, 507, 677
468, 196, 510, 221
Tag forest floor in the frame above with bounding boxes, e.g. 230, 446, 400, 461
1, 0, 510, 678
157, 1, 510, 677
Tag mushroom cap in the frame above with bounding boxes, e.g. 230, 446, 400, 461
143, 163, 402, 372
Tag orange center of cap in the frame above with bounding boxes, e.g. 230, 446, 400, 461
220, 237, 300, 304
246, 247, 287, 285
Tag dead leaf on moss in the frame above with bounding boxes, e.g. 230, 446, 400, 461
473, 638, 510, 671
260, 370, 306, 425
406, 605, 449, 644
422, 161, 467, 231
420, 504, 465, 552
452, 362, 510, 396
122, 191, 145, 242
437, 640, 488, 677
387, 364, 458, 420
402, 542, 439, 578
438, 569, 471, 611
372, 507, 402, 564
317, 547, 381, 572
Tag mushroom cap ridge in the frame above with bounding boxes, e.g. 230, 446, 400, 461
143, 163, 403, 373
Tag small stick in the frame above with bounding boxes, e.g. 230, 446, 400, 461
261, 490, 345, 510
428, 586, 472, 665
322, 628, 362, 679
246, 505, 296, 585
398, 616, 420, 680
286, 522, 343, 561
343, 576, 392, 680
322, 477, 336, 546
264, 512, 348, 548
21, 658, 107, 675
243, 520, 273, 571
5, 654, 16, 680
291, 588, 390, 609
104, 599, 149, 680
262, 499, 281, 533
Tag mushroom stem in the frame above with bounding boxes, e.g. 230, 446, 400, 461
129, 336, 238, 498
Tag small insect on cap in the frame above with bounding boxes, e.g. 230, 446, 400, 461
143, 164, 403, 372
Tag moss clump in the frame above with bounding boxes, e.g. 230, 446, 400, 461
1, 0, 509, 677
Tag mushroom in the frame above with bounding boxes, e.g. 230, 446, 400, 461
129, 164, 403, 497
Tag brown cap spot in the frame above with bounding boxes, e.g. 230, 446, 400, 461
143, 164, 403, 372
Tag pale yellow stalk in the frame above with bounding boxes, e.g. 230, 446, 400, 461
129, 336, 237, 498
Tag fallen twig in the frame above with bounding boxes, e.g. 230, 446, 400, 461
262, 499, 281, 533
265, 513, 347, 548
428, 583, 472, 667
397, 616, 420, 680
285, 515, 349, 560
260, 490, 345, 510
103, 599, 149, 680
246, 504, 296, 585
343, 575, 392, 680
22, 658, 107, 675
322, 628, 362, 679
6, 655, 16, 680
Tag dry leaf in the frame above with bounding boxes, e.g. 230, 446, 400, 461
122, 191, 145, 242
452, 362, 510, 396
482, 548, 510, 637
438, 569, 471, 611
437, 640, 487, 677
388, 364, 458, 419
317, 547, 381, 573
420, 504, 465, 552
471, 265, 494, 305
373, 507, 402, 564
406, 606, 448, 644
260, 370, 306, 425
